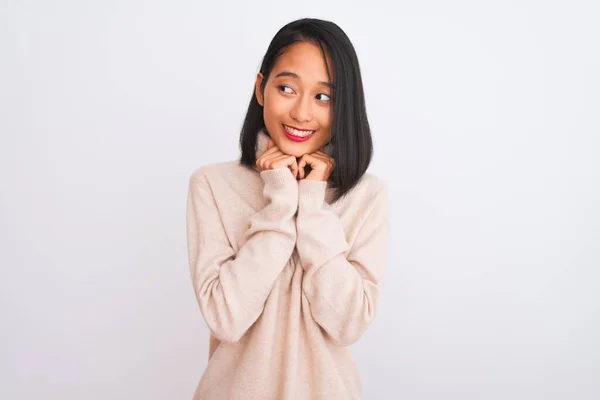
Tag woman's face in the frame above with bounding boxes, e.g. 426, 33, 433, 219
255, 41, 334, 158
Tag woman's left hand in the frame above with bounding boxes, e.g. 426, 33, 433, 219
297, 150, 335, 181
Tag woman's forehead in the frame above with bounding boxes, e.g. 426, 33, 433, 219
272, 42, 334, 84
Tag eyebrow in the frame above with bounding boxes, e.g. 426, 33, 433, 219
274, 71, 334, 90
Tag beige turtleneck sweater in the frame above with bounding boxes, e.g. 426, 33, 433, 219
185, 128, 390, 399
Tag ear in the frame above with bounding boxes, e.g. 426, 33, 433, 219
255, 72, 264, 106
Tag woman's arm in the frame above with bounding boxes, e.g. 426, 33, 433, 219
296, 180, 390, 346
186, 167, 298, 343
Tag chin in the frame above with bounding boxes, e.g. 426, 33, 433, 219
278, 138, 325, 157
278, 143, 306, 158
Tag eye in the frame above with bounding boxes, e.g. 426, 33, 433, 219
316, 93, 331, 102
278, 85, 295, 94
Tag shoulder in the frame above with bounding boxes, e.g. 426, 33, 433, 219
189, 160, 248, 184
332, 171, 388, 215
349, 171, 388, 201
187, 160, 261, 205
349, 172, 390, 225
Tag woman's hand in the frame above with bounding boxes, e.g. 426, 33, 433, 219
255, 139, 299, 179
298, 150, 335, 181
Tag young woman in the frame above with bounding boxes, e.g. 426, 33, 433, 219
186, 17, 390, 399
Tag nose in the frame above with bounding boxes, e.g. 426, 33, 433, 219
290, 94, 313, 123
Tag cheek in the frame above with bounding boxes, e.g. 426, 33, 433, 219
316, 109, 332, 130
264, 89, 289, 117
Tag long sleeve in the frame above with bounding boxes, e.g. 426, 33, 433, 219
296, 179, 390, 346
186, 167, 298, 343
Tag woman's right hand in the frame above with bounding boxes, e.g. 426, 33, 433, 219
256, 139, 299, 179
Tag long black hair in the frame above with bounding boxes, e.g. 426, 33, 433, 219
239, 18, 373, 203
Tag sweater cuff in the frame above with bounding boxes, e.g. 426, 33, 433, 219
298, 179, 328, 208
260, 167, 296, 188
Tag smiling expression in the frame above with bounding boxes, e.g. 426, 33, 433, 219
255, 41, 334, 158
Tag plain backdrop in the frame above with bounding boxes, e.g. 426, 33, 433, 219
1, 0, 599, 399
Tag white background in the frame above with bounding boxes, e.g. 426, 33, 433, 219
1, 0, 599, 399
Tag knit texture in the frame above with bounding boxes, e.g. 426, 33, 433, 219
186, 128, 390, 399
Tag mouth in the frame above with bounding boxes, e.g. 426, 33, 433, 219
282, 124, 315, 143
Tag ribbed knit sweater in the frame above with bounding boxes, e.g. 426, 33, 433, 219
185, 128, 390, 399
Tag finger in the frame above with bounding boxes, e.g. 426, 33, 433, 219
266, 153, 287, 169
260, 145, 281, 159
262, 146, 284, 160
313, 152, 335, 169
270, 154, 295, 169
301, 154, 321, 169
256, 147, 283, 170
311, 153, 329, 162
267, 139, 274, 149
290, 159, 298, 179
284, 156, 299, 179
313, 151, 333, 160
299, 155, 319, 178
298, 157, 305, 179
313, 152, 333, 163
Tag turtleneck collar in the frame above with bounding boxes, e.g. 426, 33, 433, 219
255, 127, 272, 161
